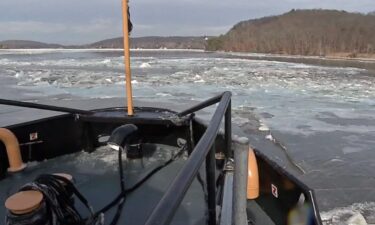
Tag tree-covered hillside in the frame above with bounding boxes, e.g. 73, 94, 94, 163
207, 10, 375, 56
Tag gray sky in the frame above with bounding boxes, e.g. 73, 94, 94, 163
0, 0, 374, 44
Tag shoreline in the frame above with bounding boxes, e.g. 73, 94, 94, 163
2, 48, 374, 59
1, 48, 375, 71
226, 52, 375, 71
230, 52, 375, 61
0, 48, 205, 53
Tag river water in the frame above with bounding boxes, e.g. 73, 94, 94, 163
0, 49, 375, 224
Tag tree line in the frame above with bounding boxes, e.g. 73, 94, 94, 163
207, 9, 375, 57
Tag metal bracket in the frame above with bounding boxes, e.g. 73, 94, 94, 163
224, 158, 234, 171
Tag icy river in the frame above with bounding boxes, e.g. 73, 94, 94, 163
0, 49, 375, 224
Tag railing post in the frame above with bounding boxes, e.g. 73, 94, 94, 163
225, 100, 232, 158
206, 144, 216, 225
219, 160, 234, 225
233, 136, 249, 225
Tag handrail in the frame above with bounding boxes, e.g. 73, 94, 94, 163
177, 94, 223, 117
177, 92, 232, 158
145, 91, 232, 225
0, 99, 92, 115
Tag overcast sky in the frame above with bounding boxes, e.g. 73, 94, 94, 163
0, 0, 374, 44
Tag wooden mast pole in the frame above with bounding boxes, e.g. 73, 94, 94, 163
122, 0, 134, 116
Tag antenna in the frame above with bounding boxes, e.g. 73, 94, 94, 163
122, 0, 134, 116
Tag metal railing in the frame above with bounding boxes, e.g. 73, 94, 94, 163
0, 98, 91, 115
145, 91, 232, 225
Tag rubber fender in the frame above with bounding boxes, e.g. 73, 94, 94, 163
247, 148, 259, 199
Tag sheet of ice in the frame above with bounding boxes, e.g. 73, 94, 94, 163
2, 51, 373, 134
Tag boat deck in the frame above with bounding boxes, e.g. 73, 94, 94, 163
0, 144, 206, 225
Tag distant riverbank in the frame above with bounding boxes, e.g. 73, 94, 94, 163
1, 47, 374, 71
0, 36, 208, 50
225, 52, 375, 72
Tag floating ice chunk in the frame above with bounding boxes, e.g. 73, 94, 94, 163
237, 137, 249, 144
347, 213, 367, 225
131, 80, 138, 84
259, 123, 269, 131
15, 71, 24, 78
232, 117, 250, 125
342, 146, 363, 154
330, 158, 344, 163
101, 59, 111, 64
265, 134, 274, 141
116, 81, 125, 85
156, 93, 172, 97
33, 77, 42, 82
0, 58, 9, 64
192, 74, 205, 83
140, 62, 151, 68
322, 202, 375, 225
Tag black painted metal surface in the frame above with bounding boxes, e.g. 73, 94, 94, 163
0, 107, 190, 178
253, 150, 323, 225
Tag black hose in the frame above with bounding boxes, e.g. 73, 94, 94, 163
95, 144, 187, 218
107, 144, 127, 225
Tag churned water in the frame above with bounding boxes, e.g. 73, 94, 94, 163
1, 49, 375, 224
